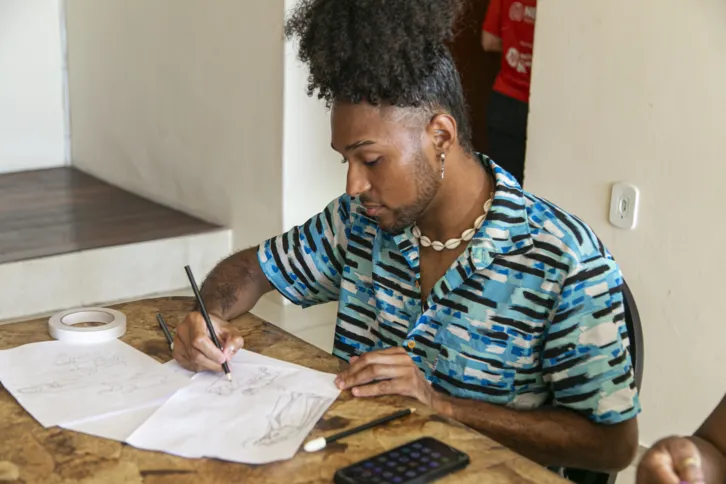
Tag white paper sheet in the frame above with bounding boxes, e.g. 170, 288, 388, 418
60, 360, 196, 441
0, 340, 191, 428
127, 350, 340, 464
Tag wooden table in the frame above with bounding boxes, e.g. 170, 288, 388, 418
0, 297, 567, 484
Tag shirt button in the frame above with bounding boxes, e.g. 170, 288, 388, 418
407, 341, 416, 350
415, 280, 420, 289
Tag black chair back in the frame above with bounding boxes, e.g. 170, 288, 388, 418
563, 280, 644, 484
622, 281, 644, 390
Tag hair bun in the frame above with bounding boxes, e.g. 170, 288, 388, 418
285, 0, 464, 104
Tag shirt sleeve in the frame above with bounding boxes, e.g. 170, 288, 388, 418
542, 256, 641, 425
257, 195, 350, 308
483, 0, 502, 35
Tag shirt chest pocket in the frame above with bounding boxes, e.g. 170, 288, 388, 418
431, 320, 542, 404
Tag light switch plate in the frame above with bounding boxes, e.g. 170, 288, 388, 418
609, 183, 640, 230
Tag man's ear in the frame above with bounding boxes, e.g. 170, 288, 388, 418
426, 113, 458, 153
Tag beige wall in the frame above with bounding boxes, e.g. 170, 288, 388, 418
279, 0, 344, 317
0, 0, 66, 174
65, 0, 285, 249
526, 0, 726, 445
282, 0, 346, 230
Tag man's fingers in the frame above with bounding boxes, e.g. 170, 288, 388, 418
637, 450, 681, 484
189, 318, 225, 372
335, 349, 431, 404
346, 348, 408, 368
219, 331, 244, 359
173, 330, 221, 373
666, 438, 704, 484
350, 377, 412, 398
172, 311, 236, 373
203, 314, 244, 360
338, 364, 411, 390
337, 356, 412, 388
678, 463, 705, 484
337, 350, 413, 386
637, 437, 704, 484
171, 331, 192, 370
172, 321, 196, 370
371, 346, 408, 356
354, 353, 411, 367
188, 349, 224, 373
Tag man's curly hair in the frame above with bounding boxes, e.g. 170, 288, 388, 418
285, 0, 473, 152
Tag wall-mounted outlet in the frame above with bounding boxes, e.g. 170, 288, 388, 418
609, 183, 640, 230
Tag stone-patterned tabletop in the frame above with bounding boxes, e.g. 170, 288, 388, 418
0, 297, 566, 483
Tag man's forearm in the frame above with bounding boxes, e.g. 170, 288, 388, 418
432, 394, 638, 472
199, 247, 273, 320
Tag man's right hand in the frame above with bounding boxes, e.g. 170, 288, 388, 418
172, 312, 245, 373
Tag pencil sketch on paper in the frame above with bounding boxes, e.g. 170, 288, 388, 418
16, 351, 124, 394
15, 351, 168, 396
96, 373, 174, 395
54, 352, 128, 373
206, 366, 288, 397
0, 339, 194, 430
245, 391, 334, 448
17, 371, 173, 396
118, 349, 342, 463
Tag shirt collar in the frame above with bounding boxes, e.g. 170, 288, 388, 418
392, 153, 533, 270
470, 154, 533, 263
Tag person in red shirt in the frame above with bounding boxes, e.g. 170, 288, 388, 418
481, 0, 536, 185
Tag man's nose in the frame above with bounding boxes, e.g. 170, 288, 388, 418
345, 162, 371, 198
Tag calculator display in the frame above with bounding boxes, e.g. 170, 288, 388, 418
334, 437, 470, 484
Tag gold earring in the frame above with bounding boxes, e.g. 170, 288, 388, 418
440, 152, 446, 179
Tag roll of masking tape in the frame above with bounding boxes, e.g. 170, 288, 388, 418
48, 307, 127, 344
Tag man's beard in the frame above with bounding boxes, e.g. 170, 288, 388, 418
379, 149, 440, 234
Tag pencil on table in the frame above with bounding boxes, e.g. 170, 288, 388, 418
303, 408, 416, 452
155, 313, 174, 351
184, 265, 232, 381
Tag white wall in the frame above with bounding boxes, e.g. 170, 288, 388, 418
526, 0, 726, 446
282, 0, 347, 230
64, 0, 341, 330
0, 230, 230, 321
64, 0, 285, 249
0, 0, 66, 174
273, 0, 345, 320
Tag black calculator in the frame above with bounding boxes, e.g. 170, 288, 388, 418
333, 436, 470, 484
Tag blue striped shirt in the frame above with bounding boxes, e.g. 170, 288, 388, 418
258, 155, 640, 424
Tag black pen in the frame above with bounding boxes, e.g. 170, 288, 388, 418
155, 312, 174, 351
184, 265, 232, 381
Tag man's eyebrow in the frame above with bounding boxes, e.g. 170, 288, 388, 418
331, 140, 376, 152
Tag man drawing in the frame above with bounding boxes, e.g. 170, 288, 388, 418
172, 0, 640, 472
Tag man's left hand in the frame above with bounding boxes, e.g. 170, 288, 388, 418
334, 347, 437, 406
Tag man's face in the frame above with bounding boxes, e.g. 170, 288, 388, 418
330, 102, 441, 233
